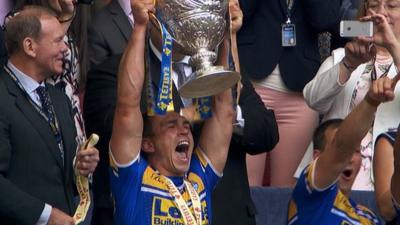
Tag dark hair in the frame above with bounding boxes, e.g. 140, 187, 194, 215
4, 6, 56, 55
142, 114, 155, 138
313, 119, 343, 151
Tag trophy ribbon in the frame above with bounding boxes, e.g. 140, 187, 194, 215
149, 13, 212, 119
73, 133, 99, 224
149, 14, 174, 115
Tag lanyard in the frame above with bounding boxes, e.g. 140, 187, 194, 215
286, 0, 294, 23
370, 56, 393, 81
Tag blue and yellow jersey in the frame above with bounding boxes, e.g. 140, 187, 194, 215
288, 161, 381, 225
109, 148, 221, 225
394, 199, 400, 224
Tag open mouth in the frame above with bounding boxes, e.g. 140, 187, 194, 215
175, 140, 190, 162
342, 169, 353, 179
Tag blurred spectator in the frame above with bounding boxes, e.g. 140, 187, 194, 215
303, 0, 400, 191
374, 129, 399, 224
88, 0, 132, 66
237, 0, 340, 187
392, 127, 400, 223
0, 0, 12, 26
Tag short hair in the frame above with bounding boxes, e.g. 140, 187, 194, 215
142, 114, 155, 138
313, 119, 343, 151
4, 6, 56, 55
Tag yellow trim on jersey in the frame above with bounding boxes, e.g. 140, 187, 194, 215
288, 200, 298, 222
142, 167, 170, 191
195, 147, 208, 168
333, 191, 376, 225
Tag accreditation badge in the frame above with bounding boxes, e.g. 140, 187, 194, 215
281, 23, 296, 47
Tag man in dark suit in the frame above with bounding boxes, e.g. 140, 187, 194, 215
237, 0, 341, 92
211, 1, 279, 224
211, 73, 279, 225
0, 6, 99, 225
88, 0, 132, 66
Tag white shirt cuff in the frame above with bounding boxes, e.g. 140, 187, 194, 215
233, 105, 245, 135
36, 204, 52, 225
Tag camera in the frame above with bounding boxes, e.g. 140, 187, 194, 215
76, 0, 94, 4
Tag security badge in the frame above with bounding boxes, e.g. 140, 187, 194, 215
282, 19, 296, 47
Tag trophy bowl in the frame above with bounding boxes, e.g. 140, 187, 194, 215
156, 0, 241, 98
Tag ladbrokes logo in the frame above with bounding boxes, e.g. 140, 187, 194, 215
151, 197, 209, 225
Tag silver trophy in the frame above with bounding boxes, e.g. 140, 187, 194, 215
156, 0, 241, 98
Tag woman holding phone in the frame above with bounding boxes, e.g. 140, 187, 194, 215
303, 0, 400, 195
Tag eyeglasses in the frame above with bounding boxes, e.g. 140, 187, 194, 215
366, 0, 400, 13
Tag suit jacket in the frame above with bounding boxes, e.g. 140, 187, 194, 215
88, 0, 132, 66
211, 73, 279, 225
0, 29, 6, 66
237, 0, 340, 92
0, 68, 77, 225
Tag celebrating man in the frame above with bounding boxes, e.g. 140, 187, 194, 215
108, 0, 234, 224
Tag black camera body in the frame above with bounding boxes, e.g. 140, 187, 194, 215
76, 0, 94, 4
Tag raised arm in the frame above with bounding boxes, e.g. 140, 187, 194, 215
57, 0, 75, 34
109, 0, 154, 165
314, 74, 400, 189
198, 36, 234, 174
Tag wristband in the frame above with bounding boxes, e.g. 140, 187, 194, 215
342, 59, 356, 72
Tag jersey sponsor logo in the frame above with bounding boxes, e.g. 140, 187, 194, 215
152, 197, 209, 225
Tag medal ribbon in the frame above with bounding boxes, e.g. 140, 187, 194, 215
161, 176, 202, 225
150, 171, 202, 225
73, 134, 99, 224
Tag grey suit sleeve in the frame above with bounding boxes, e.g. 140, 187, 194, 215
303, 0, 342, 31
0, 113, 45, 225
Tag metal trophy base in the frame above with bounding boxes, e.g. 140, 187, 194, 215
178, 66, 241, 98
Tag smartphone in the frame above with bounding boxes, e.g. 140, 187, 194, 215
340, 21, 373, 37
